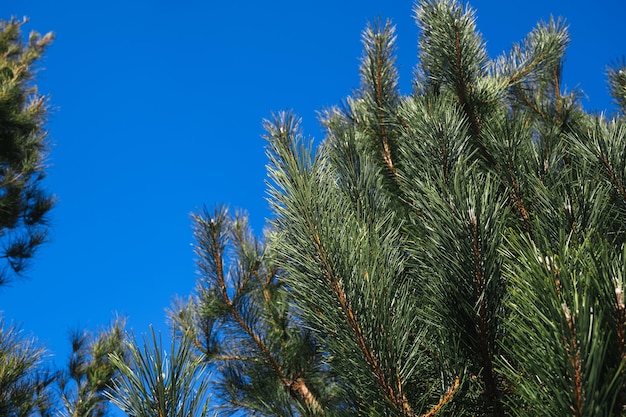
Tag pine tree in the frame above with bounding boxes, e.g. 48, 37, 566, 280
0, 18, 54, 285
0, 17, 56, 417
179, 0, 626, 415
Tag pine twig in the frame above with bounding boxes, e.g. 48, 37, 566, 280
421, 376, 460, 417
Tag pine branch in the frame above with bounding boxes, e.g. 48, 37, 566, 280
352, 20, 400, 181
0, 320, 55, 416
372, 29, 396, 176
106, 328, 211, 417
207, 3, 626, 415
607, 58, 626, 113
309, 228, 414, 416
600, 152, 626, 203
469, 208, 503, 415
562, 301, 584, 417
421, 376, 459, 417
266, 111, 439, 416
207, 213, 324, 415
453, 24, 480, 141
178, 205, 333, 416
569, 118, 626, 208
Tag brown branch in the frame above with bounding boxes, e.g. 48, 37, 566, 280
439, 129, 450, 184
209, 228, 324, 415
265, 266, 280, 286
397, 114, 410, 130
229, 398, 255, 410
310, 229, 414, 416
563, 304, 583, 417
292, 378, 321, 414
234, 267, 254, 301
506, 50, 546, 86
553, 66, 563, 125
505, 159, 532, 235
614, 286, 626, 415
373, 38, 396, 177
211, 228, 229, 305
421, 376, 460, 417
516, 87, 550, 121
192, 334, 208, 356
600, 153, 626, 203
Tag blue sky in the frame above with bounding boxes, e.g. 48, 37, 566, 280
0, 0, 624, 373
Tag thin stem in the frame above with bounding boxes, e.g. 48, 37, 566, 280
309, 227, 414, 416
209, 226, 324, 415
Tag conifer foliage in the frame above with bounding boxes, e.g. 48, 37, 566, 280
178, 0, 626, 415
0, 18, 56, 417
105, 328, 212, 417
169, 207, 342, 415
0, 320, 55, 417
58, 320, 126, 417
0, 18, 54, 284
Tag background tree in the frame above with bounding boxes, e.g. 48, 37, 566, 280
0, 319, 55, 417
58, 319, 126, 417
0, 17, 54, 285
0, 17, 55, 417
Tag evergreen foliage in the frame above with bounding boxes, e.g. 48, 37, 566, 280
0, 17, 56, 417
58, 319, 126, 417
0, 320, 55, 417
3, 2, 625, 415
105, 327, 212, 417
180, 0, 626, 415
0, 18, 54, 284
608, 59, 626, 114
169, 207, 342, 415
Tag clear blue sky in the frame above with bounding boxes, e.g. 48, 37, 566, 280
0, 0, 623, 372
